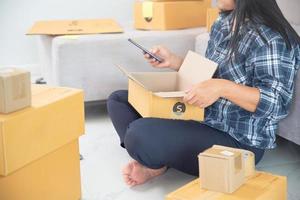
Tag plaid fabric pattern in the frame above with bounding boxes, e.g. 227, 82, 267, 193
204, 13, 300, 149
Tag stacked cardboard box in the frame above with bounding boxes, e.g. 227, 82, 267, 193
0, 68, 31, 114
0, 84, 85, 200
166, 145, 287, 200
134, 0, 212, 30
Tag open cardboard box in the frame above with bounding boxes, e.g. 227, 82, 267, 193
117, 51, 217, 121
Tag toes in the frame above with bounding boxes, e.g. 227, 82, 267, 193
128, 180, 138, 187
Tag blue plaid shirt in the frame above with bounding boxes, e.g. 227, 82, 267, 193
204, 13, 300, 149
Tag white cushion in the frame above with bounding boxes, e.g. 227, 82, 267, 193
195, 33, 210, 56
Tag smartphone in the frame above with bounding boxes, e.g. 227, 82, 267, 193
128, 38, 164, 63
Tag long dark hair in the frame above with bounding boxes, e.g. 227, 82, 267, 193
225, 0, 300, 57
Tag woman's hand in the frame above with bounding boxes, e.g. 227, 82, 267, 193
144, 45, 183, 71
183, 79, 226, 108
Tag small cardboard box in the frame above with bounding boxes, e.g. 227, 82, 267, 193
0, 68, 31, 114
207, 8, 220, 32
134, 1, 212, 30
27, 19, 123, 35
199, 145, 246, 193
166, 172, 287, 200
0, 85, 84, 176
211, 145, 256, 179
117, 51, 217, 121
0, 140, 81, 200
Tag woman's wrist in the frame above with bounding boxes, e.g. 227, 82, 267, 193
169, 55, 183, 71
218, 79, 235, 99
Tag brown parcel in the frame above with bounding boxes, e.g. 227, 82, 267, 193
134, 0, 212, 30
27, 19, 123, 35
210, 145, 256, 179
199, 145, 247, 194
0, 85, 84, 176
0, 140, 81, 200
117, 51, 217, 122
166, 172, 287, 200
0, 68, 31, 114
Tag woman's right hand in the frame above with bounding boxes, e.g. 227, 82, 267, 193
144, 45, 183, 71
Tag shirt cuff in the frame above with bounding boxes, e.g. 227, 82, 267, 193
253, 86, 277, 118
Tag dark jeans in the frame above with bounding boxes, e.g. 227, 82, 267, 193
107, 90, 265, 176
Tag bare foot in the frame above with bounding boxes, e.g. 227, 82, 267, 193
122, 160, 167, 186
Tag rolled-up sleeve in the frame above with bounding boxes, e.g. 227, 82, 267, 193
249, 39, 298, 119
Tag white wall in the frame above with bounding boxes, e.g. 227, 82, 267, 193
1, 0, 296, 73
0, 0, 134, 70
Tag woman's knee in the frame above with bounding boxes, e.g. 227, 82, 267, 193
108, 90, 128, 103
107, 90, 128, 109
124, 118, 158, 154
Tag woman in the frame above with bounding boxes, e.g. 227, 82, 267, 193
107, 0, 300, 186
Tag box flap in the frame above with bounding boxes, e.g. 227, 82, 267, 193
178, 51, 218, 91
115, 65, 148, 90
27, 19, 123, 35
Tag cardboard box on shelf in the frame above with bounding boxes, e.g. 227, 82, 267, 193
0, 140, 81, 200
0, 68, 31, 114
199, 145, 247, 193
0, 85, 84, 176
207, 8, 220, 32
117, 51, 217, 121
166, 172, 287, 200
27, 19, 123, 35
134, 1, 211, 30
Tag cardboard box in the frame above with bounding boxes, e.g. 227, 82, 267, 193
210, 145, 256, 179
27, 19, 123, 35
117, 51, 217, 121
207, 8, 220, 32
0, 85, 84, 176
199, 145, 246, 193
166, 172, 287, 200
0, 68, 31, 114
0, 140, 81, 200
134, 1, 212, 30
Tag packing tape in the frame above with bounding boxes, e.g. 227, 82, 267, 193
243, 151, 255, 179
142, 1, 153, 22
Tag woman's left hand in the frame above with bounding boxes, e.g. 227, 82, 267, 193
183, 79, 227, 108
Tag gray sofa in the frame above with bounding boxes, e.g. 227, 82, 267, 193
37, 0, 300, 145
